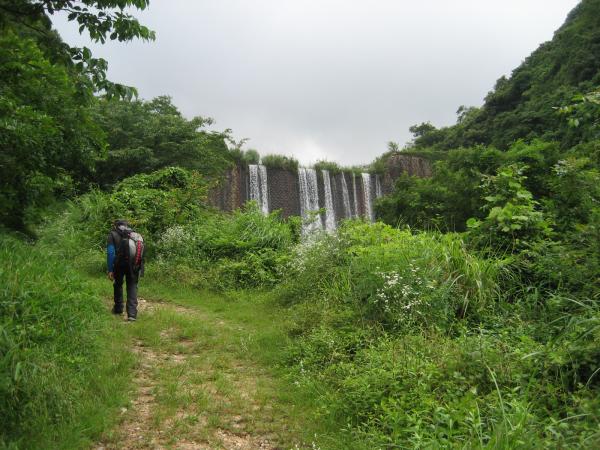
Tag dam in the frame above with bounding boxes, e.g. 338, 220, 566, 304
209, 154, 431, 231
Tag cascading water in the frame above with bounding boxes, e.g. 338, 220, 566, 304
322, 170, 336, 231
352, 173, 359, 218
298, 168, 322, 233
248, 164, 269, 214
258, 164, 269, 214
375, 174, 383, 198
340, 173, 352, 219
362, 172, 374, 221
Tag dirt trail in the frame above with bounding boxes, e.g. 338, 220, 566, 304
93, 298, 279, 450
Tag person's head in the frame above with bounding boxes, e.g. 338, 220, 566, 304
113, 219, 129, 231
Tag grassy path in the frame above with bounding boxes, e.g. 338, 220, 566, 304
90, 284, 320, 450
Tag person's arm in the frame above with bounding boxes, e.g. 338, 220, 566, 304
107, 233, 116, 279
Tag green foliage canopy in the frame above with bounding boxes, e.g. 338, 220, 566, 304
405, 0, 600, 152
0, 31, 104, 230
0, 0, 154, 231
0, 0, 155, 99
92, 96, 233, 187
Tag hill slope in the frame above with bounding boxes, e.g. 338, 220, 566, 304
410, 0, 600, 151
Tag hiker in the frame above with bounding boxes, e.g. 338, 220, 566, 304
107, 219, 145, 321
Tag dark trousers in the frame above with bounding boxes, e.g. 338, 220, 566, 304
113, 268, 138, 318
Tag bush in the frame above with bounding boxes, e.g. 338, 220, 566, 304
227, 148, 260, 165
273, 220, 600, 448
261, 154, 299, 172
155, 203, 300, 289
313, 160, 342, 174
73, 167, 208, 250
467, 164, 552, 254
279, 221, 499, 332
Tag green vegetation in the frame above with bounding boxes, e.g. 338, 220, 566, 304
0, 233, 134, 449
2, 0, 600, 448
0, 30, 103, 231
71, 170, 300, 290
0, 0, 156, 232
274, 222, 600, 447
401, 0, 600, 152
313, 160, 342, 174
92, 96, 233, 188
260, 153, 300, 171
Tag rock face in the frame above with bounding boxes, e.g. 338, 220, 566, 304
381, 154, 432, 195
208, 153, 431, 226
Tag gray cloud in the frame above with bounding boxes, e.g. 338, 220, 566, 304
52, 0, 580, 165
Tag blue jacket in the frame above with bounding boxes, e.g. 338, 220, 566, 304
107, 242, 116, 272
107, 230, 122, 272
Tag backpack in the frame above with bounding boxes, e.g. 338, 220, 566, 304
115, 226, 145, 276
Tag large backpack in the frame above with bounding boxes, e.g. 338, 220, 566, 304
115, 226, 145, 276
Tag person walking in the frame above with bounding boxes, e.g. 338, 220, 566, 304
107, 219, 145, 321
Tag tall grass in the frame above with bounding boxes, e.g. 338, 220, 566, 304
0, 234, 132, 449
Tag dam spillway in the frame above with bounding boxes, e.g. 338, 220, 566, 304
298, 167, 323, 232
248, 164, 269, 215
254, 167, 381, 232
209, 154, 432, 232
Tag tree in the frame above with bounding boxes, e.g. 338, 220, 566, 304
387, 141, 400, 152
0, 0, 154, 230
92, 96, 233, 187
0, 31, 104, 230
0, 0, 155, 98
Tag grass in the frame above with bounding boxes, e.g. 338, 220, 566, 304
56, 245, 351, 448
0, 234, 135, 450
261, 154, 300, 172
125, 277, 352, 448
8, 202, 599, 448
0, 224, 349, 449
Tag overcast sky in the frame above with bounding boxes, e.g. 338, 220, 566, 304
52, 0, 580, 165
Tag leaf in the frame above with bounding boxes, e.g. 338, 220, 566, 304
466, 218, 480, 229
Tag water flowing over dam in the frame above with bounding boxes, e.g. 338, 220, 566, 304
209, 154, 432, 232
298, 168, 322, 232
322, 170, 336, 232
248, 164, 269, 215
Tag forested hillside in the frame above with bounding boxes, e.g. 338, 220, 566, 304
1, 1, 599, 449
406, 0, 600, 151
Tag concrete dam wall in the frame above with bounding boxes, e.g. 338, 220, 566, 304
209, 154, 431, 231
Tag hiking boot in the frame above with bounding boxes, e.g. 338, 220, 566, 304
111, 307, 123, 315
127, 316, 137, 322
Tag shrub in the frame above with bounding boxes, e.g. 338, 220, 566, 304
313, 160, 342, 174
227, 148, 260, 165
73, 167, 208, 250
467, 164, 552, 253
280, 221, 499, 332
261, 154, 299, 172
155, 203, 299, 289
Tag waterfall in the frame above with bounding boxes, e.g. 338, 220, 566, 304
298, 168, 322, 232
340, 173, 352, 219
375, 174, 383, 198
258, 164, 269, 214
362, 172, 374, 221
249, 164, 269, 214
322, 170, 336, 231
352, 173, 359, 218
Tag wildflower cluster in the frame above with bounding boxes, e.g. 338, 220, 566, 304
156, 225, 195, 259
373, 262, 438, 325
